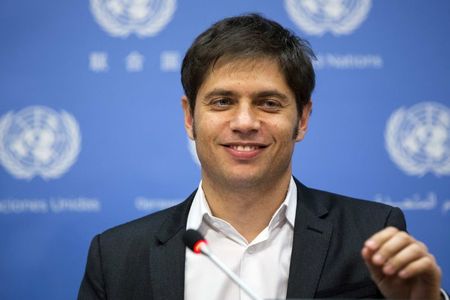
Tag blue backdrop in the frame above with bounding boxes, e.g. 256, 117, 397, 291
1, 1, 449, 299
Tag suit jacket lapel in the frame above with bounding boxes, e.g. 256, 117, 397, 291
286, 180, 333, 299
148, 191, 196, 300
147, 182, 332, 299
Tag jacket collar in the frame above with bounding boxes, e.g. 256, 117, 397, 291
286, 178, 333, 299
150, 179, 333, 300
149, 190, 195, 300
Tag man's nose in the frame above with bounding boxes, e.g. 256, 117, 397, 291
229, 103, 261, 133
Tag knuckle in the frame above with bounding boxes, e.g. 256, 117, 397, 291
396, 231, 412, 242
410, 243, 423, 255
421, 256, 434, 268
418, 241, 428, 252
429, 254, 437, 263
380, 244, 396, 256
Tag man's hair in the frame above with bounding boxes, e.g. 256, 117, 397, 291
181, 13, 316, 116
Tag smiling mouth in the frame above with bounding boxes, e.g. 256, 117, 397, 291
223, 143, 268, 151
229, 145, 261, 152
222, 143, 268, 160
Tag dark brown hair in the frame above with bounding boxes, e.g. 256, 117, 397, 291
181, 13, 316, 116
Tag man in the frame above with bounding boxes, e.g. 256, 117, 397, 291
78, 14, 445, 299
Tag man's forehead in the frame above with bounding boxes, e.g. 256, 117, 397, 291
209, 56, 281, 76
196, 57, 290, 98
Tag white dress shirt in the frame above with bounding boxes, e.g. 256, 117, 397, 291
185, 177, 297, 300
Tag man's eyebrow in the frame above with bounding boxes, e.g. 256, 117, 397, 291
203, 89, 290, 101
203, 89, 236, 99
254, 90, 290, 101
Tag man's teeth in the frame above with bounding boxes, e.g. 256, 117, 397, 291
231, 145, 258, 151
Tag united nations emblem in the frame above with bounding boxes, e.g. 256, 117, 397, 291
90, 0, 176, 38
0, 106, 81, 180
284, 0, 372, 36
385, 102, 450, 176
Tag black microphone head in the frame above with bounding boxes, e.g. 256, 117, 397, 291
183, 229, 206, 253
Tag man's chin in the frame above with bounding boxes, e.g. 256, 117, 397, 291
221, 172, 269, 189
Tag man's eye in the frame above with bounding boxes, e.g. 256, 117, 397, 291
212, 98, 232, 107
260, 99, 282, 110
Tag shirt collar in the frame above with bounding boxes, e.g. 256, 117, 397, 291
186, 177, 297, 230
186, 180, 212, 230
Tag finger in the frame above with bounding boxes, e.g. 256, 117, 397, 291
397, 255, 440, 280
382, 242, 427, 275
362, 233, 387, 281
371, 231, 415, 266
361, 247, 385, 282
364, 226, 399, 251
361, 245, 373, 261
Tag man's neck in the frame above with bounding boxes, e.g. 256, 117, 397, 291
201, 173, 292, 242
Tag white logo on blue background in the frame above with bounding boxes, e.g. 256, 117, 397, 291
285, 0, 372, 36
90, 0, 176, 38
0, 106, 81, 180
385, 102, 450, 176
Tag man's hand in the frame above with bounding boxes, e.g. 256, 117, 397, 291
361, 226, 442, 300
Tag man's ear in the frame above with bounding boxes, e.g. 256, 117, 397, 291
295, 100, 312, 142
181, 96, 195, 140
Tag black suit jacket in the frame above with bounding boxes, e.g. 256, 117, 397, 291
78, 179, 406, 299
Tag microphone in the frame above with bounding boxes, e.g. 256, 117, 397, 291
183, 229, 263, 300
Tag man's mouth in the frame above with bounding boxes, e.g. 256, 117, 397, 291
228, 145, 262, 152
222, 143, 268, 159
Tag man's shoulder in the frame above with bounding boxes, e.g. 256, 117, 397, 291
102, 205, 176, 236
295, 179, 395, 211
296, 180, 405, 229
310, 186, 394, 212
99, 191, 196, 243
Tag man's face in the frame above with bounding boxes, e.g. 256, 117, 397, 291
182, 58, 311, 189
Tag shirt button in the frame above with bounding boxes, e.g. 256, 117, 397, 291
247, 247, 255, 254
